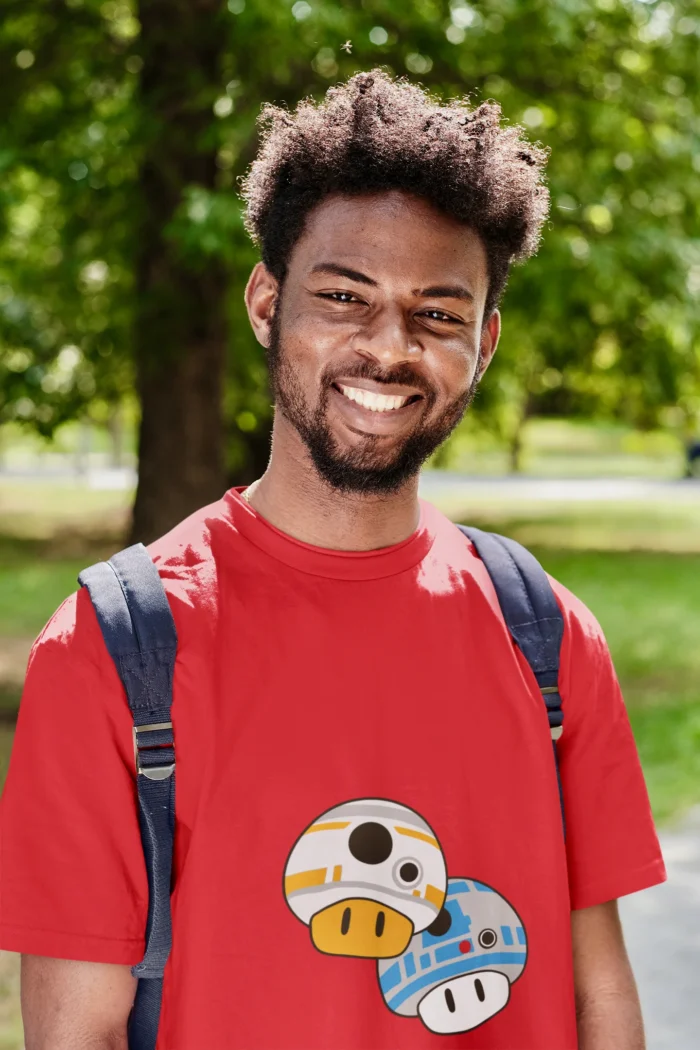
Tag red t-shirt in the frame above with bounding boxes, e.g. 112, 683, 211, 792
0, 489, 665, 1049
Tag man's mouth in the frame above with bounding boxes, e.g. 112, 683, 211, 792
334, 383, 423, 414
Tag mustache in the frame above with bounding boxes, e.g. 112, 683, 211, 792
320, 359, 437, 402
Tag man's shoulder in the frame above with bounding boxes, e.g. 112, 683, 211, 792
143, 491, 236, 610
146, 491, 231, 564
427, 503, 608, 653
547, 574, 609, 657
33, 492, 236, 665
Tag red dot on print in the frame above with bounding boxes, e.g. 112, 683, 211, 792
459, 940, 472, 954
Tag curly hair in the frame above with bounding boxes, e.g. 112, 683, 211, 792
242, 70, 549, 317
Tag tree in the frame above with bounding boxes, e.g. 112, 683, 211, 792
130, 0, 229, 539
0, 0, 136, 438
1, 0, 699, 538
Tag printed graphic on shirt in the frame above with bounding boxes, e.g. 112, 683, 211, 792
283, 798, 448, 958
378, 877, 528, 1035
284, 801, 527, 1036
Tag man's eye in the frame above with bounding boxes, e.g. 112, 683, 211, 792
319, 291, 359, 303
423, 309, 456, 323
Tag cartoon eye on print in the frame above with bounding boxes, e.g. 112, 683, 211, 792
283, 798, 447, 960
393, 859, 423, 888
378, 877, 527, 1035
478, 928, 498, 949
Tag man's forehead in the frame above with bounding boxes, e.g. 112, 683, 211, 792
294, 191, 488, 286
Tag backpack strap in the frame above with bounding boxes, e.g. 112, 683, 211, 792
456, 525, 566, 836
78, 543, 178, 1050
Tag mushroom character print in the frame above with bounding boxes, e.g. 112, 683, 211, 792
284, 799, 448, 959
377, 877, 528, 1035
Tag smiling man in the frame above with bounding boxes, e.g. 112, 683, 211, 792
1, 72, 665, 1050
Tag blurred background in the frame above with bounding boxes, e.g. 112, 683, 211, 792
1, 0, 699, 1046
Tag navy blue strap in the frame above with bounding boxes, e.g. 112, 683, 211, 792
78, 543, 178, 1050
457, 525, 566, 836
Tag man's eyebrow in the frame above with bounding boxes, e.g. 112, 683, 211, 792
309, 263, 378, 286
308, 266, 473, 302
417, 284, 474, 302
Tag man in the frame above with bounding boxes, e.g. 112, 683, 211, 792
1, 72, 665, 1049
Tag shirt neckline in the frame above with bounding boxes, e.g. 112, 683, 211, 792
224, 487, 435, 581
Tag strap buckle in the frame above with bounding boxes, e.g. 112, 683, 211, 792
133, 722, 175, 780
541, 686, 563, 743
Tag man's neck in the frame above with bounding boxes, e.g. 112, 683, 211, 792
245, 417, 421, 552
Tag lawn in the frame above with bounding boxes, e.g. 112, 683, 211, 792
0, 480, 128, 715
531, 549, 700, 825
0, 557, 90, 638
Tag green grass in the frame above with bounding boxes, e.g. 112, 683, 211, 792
432, 496, 700, 552
442, 417, 686, 477
533, 550, 700, 825
534, 550, 700, 697
0, 479, 129, 720
0, 947, 21, 1050
0, 558, 89, 717
0, 558, 88, 637
0, 728, 15, 784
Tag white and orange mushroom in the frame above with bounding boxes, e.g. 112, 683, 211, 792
284, 798, 447, 959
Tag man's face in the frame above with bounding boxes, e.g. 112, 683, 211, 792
246, 191, 500, 494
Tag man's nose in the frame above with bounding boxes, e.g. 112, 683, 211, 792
353, 308, 419, 367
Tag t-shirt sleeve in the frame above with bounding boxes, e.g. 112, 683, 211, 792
0, 587, 146, 963
553, 581, 667, 911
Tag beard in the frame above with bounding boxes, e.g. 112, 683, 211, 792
267, 318, 480, 495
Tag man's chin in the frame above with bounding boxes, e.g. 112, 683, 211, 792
312, 467, 416, 496
307, 441, 426, 496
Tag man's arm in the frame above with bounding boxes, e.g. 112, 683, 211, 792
572, 900, 645, 1050
21, 955, 136, 1050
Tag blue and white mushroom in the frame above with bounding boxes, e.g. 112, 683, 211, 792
377, 877, 527, 1034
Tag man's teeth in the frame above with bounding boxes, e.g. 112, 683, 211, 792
337, 384, 411, 412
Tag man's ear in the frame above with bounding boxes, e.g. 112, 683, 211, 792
478, 309, 501, 380
245, 262, 279, 348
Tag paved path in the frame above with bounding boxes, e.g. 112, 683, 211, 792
3, 467, 700, 502
419, 472, 700, 504
620, 807, 700, 1050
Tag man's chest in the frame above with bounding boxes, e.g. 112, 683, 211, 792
164, 643, 573, 1050
170, 595, 567, 930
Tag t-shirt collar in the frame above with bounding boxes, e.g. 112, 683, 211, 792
224, 487, 435, 581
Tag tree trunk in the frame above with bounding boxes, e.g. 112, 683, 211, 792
107, 403, 124, 469
130, 0, 228, 544
508, 426, 523, 475
508, 394, 534, 474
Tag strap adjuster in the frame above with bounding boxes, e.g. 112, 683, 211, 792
540, 686, 563, 742
133, 722, 175, 780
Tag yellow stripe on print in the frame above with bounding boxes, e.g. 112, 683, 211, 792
394, 826, 440, 849
304, 821, 351, 834
332, 865, 343, 882
285, 868, 327, 895
424, 884, 445, 908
